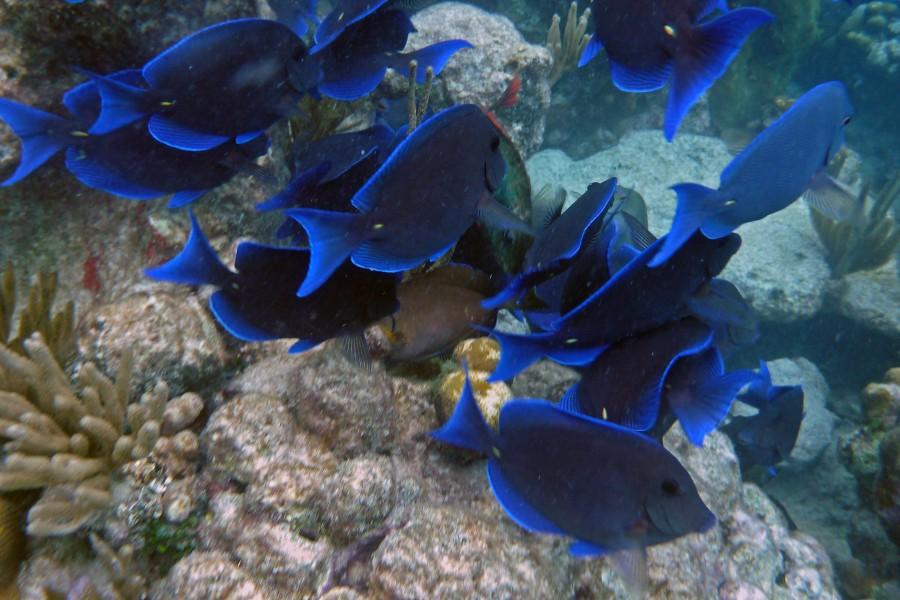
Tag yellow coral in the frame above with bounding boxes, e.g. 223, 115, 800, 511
0, 334, 203, 536
452, 337, 501, 373
438, 369, 511, 430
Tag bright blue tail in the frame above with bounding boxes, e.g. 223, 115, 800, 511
648, 183, 720, 268
402, 40, 473, 81
675, 367, 756, 446
88, 73, 152, 135
665, 7, 773, 141
0, 99, 72, 186
144, 212, 234, 287
431, 370, 494, 454
284, 208, 363, 297
486, 329, 554, 382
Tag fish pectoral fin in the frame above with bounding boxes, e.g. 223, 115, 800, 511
148, 114, 230, 151
477, 197, 534, 236
336, 331, 374, 372
610, 545, 649, 599
569, 540, 609, 557
803, 171, 863, 225
488, 461, 566, 535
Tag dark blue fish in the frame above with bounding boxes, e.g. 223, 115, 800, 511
486, 230, 741, 381
0, 73, 267, 207
269, 0, 319, 35
651, 81, 856, 267
312, 0, 392, 51
145, 213, 398, 353
687, 278, 759, 353
433, 374, 715, 592
313, 7, 471, 100
88, 19, 320, 151
482, 179, 617, 310
286, 104, 532, 297
722, 361, 805, 473
579, 1, 773, 141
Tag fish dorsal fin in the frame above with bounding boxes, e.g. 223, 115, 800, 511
487, 461, 566, 535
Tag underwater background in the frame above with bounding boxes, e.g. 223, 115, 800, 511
0, 1, 897, 598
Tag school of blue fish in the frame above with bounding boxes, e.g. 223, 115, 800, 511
1, 0, 865, 594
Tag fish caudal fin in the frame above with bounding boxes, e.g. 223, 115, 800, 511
666, 7, 773, 141
485, 329, 555, 382
481, 270, 546, 311
285, 208, 363, 297
431, 370, 494, 454
144, 212, 234, 287
674, 368, 755, 447
400, 40, 473, 81
649, 183, 720, 268
88, 73, 152, 135
0, 99, 72, 186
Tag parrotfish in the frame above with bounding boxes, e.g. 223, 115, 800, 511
0, 72, 267, 207
312, 7, 471, 101
145, 213, 398, 353
88, 19, 320, 151
286, 104, 532, 298
376, 264, 497, 362
722, 361, 805, 473
486, 230, 741, 381
579, 0, 773, 141
482, 178, 617, 310
433, 374, 715, 593
651, 81, 857, 267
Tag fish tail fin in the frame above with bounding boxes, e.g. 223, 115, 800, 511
675, 368, 756, 446
0, 99, 72, 185
144, 212, 233, 287
666, 7, 773, 141
485, 329, 552, 382
402, 40, 473, 80
285, 208, 363, 297
578, 35, 603, 68
481, 270, 544, 311
649, 183, 720, 267
431, 369, 495, 454
87, 72, 152, 134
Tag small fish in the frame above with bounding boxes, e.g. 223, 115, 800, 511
722, 361, 805, 473
433, 373, 715, 594
145, 213, 398, 353
651, 81, 857, 267
312, 7, 471, 101
286, 104, 532, 297
579, 1, 773, 141
376, 264, 497, 362
0, 73, 267, 207
88, 19, 320, 151
482, 178, 617, 310
486, 230, 741, 381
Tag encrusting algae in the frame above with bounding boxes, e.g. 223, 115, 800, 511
0, 333, 204, 536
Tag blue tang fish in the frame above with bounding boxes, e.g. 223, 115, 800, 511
145, 213, 398, 354
0, 73, 267, 207
88, 19, 320, 151
286, 104, 532, 297
313, 7, 471, 101
486, 230, 741, 381
723, 361, 805, 473
651, 81, 857, 267
312, 0, 392, 51
482, 179, 617, 310
269, 0, 320, 35
579, 1, 773, 141
433, 374, 716, 592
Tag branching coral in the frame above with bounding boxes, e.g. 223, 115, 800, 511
0, 264, 75, 366
811, 171, 900, 277
0, 333, 203, 536
547, 1, 592, 87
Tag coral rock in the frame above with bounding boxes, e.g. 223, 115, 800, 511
437, 369, 511, 429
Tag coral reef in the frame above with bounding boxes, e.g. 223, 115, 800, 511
546, 1, 591, 87
0, 264, 75, 366
0, 333, 203, 536
437, 337, 511, 430
812, 171, 900, 278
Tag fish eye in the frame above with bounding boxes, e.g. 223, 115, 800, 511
661, 479, 680, 496
842, 116, 852, 126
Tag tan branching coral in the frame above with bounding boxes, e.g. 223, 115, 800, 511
0, 264, 75, 366
547, 1, 592, 87
0, 333, 203, 536
811, 171, 900, 277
